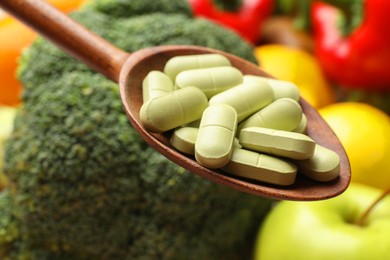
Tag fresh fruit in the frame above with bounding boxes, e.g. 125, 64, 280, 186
0, 0, 88, 106
319, 102, 390, 190
254, 44, 335, 108
0, 106, 16, 189
255, 183, 390, 260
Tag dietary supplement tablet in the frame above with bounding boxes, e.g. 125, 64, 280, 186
293, 113, 307, 133
195, 104, 237, 168
175, 66, 243, 98
140, 86, 208, 132
142, 70, 174, 102
170, 127, 199, 155
243, 75, 300, 101
238, 98, 302, 132
163, 53, 231, 81
223, 148, 297, 186
209, 80, 274, 122
267, 78, 300, 101
239, 127, 316, 160
294, 144, 340, 181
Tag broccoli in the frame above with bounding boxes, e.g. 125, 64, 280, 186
0, 106, 16, 190
2, 0, 271, 259
88, 0, 193, 17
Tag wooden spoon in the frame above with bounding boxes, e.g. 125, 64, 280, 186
0, 0, 350, 200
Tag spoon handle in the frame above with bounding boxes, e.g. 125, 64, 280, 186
0, 0, 129, 82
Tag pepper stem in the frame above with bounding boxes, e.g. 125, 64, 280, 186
213, 0, 243, 12
355, 187, 390, 226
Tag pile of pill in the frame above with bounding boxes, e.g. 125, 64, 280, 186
140, 54, 340, 186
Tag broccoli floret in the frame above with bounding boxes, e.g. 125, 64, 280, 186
18, 11, 257, 97
4, 0, 270, 259
0, 190, 19, 259
86, 0, 193, 18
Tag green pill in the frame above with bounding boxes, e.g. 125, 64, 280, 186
195, 104, 237, 169
267, 78, 300, 101
293, 113, 307, 133
233, 137, 242, 149
142, 70, 174, 102
183, 119, 201, 128
164, 54, 231, 81
243, 75, 300, 101
223, 148, 297, 186
171, 127, 199, 155
239, 127, 316, 160
140, 86, 208, 133
294, 144, 340, 182
175, 66, 243, 98
238, 98, 302, 133
208, 80, 274, 122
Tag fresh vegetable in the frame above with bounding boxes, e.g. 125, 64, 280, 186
0, 0, 88, 106
319, 102, 390, 190
274, 0, 363, 33
254, 44, 335, 108
187, 0, 274, 44
2, 0, 271, 259
0, 189, 19, 258
262, 0, 363, 52
311, 0, 390, 90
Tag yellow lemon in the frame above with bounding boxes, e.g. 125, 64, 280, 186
319, 102, 390, 190
254, 44, 335, 108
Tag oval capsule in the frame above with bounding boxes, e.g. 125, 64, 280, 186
233, 137, 242, 149
142, 70, 174, 102
163, 53, 231, 81
209, 80, 274, 122
223, 148, 297, 186
243, 75, 300, 101
140, 86, 208, 133
239, 127, 316, 160
195, 104, 237, 168
170, 127, 199, 155
293, 113, 307, 133
294, 144, 340, 182
267, 78, 300, 101
175, 66, 243, 98
238, 98, 302, 132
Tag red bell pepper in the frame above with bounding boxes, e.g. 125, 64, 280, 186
188, 0, 274, 44
311, 0, 390, 90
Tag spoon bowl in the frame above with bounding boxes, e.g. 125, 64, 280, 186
120, 45, 350, 200
0, 0, 350, 200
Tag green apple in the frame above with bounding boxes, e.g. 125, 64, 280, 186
0, 106, 16, 186
255, 183, 390, 260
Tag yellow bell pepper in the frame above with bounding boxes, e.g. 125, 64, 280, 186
254, 44, 335, 108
